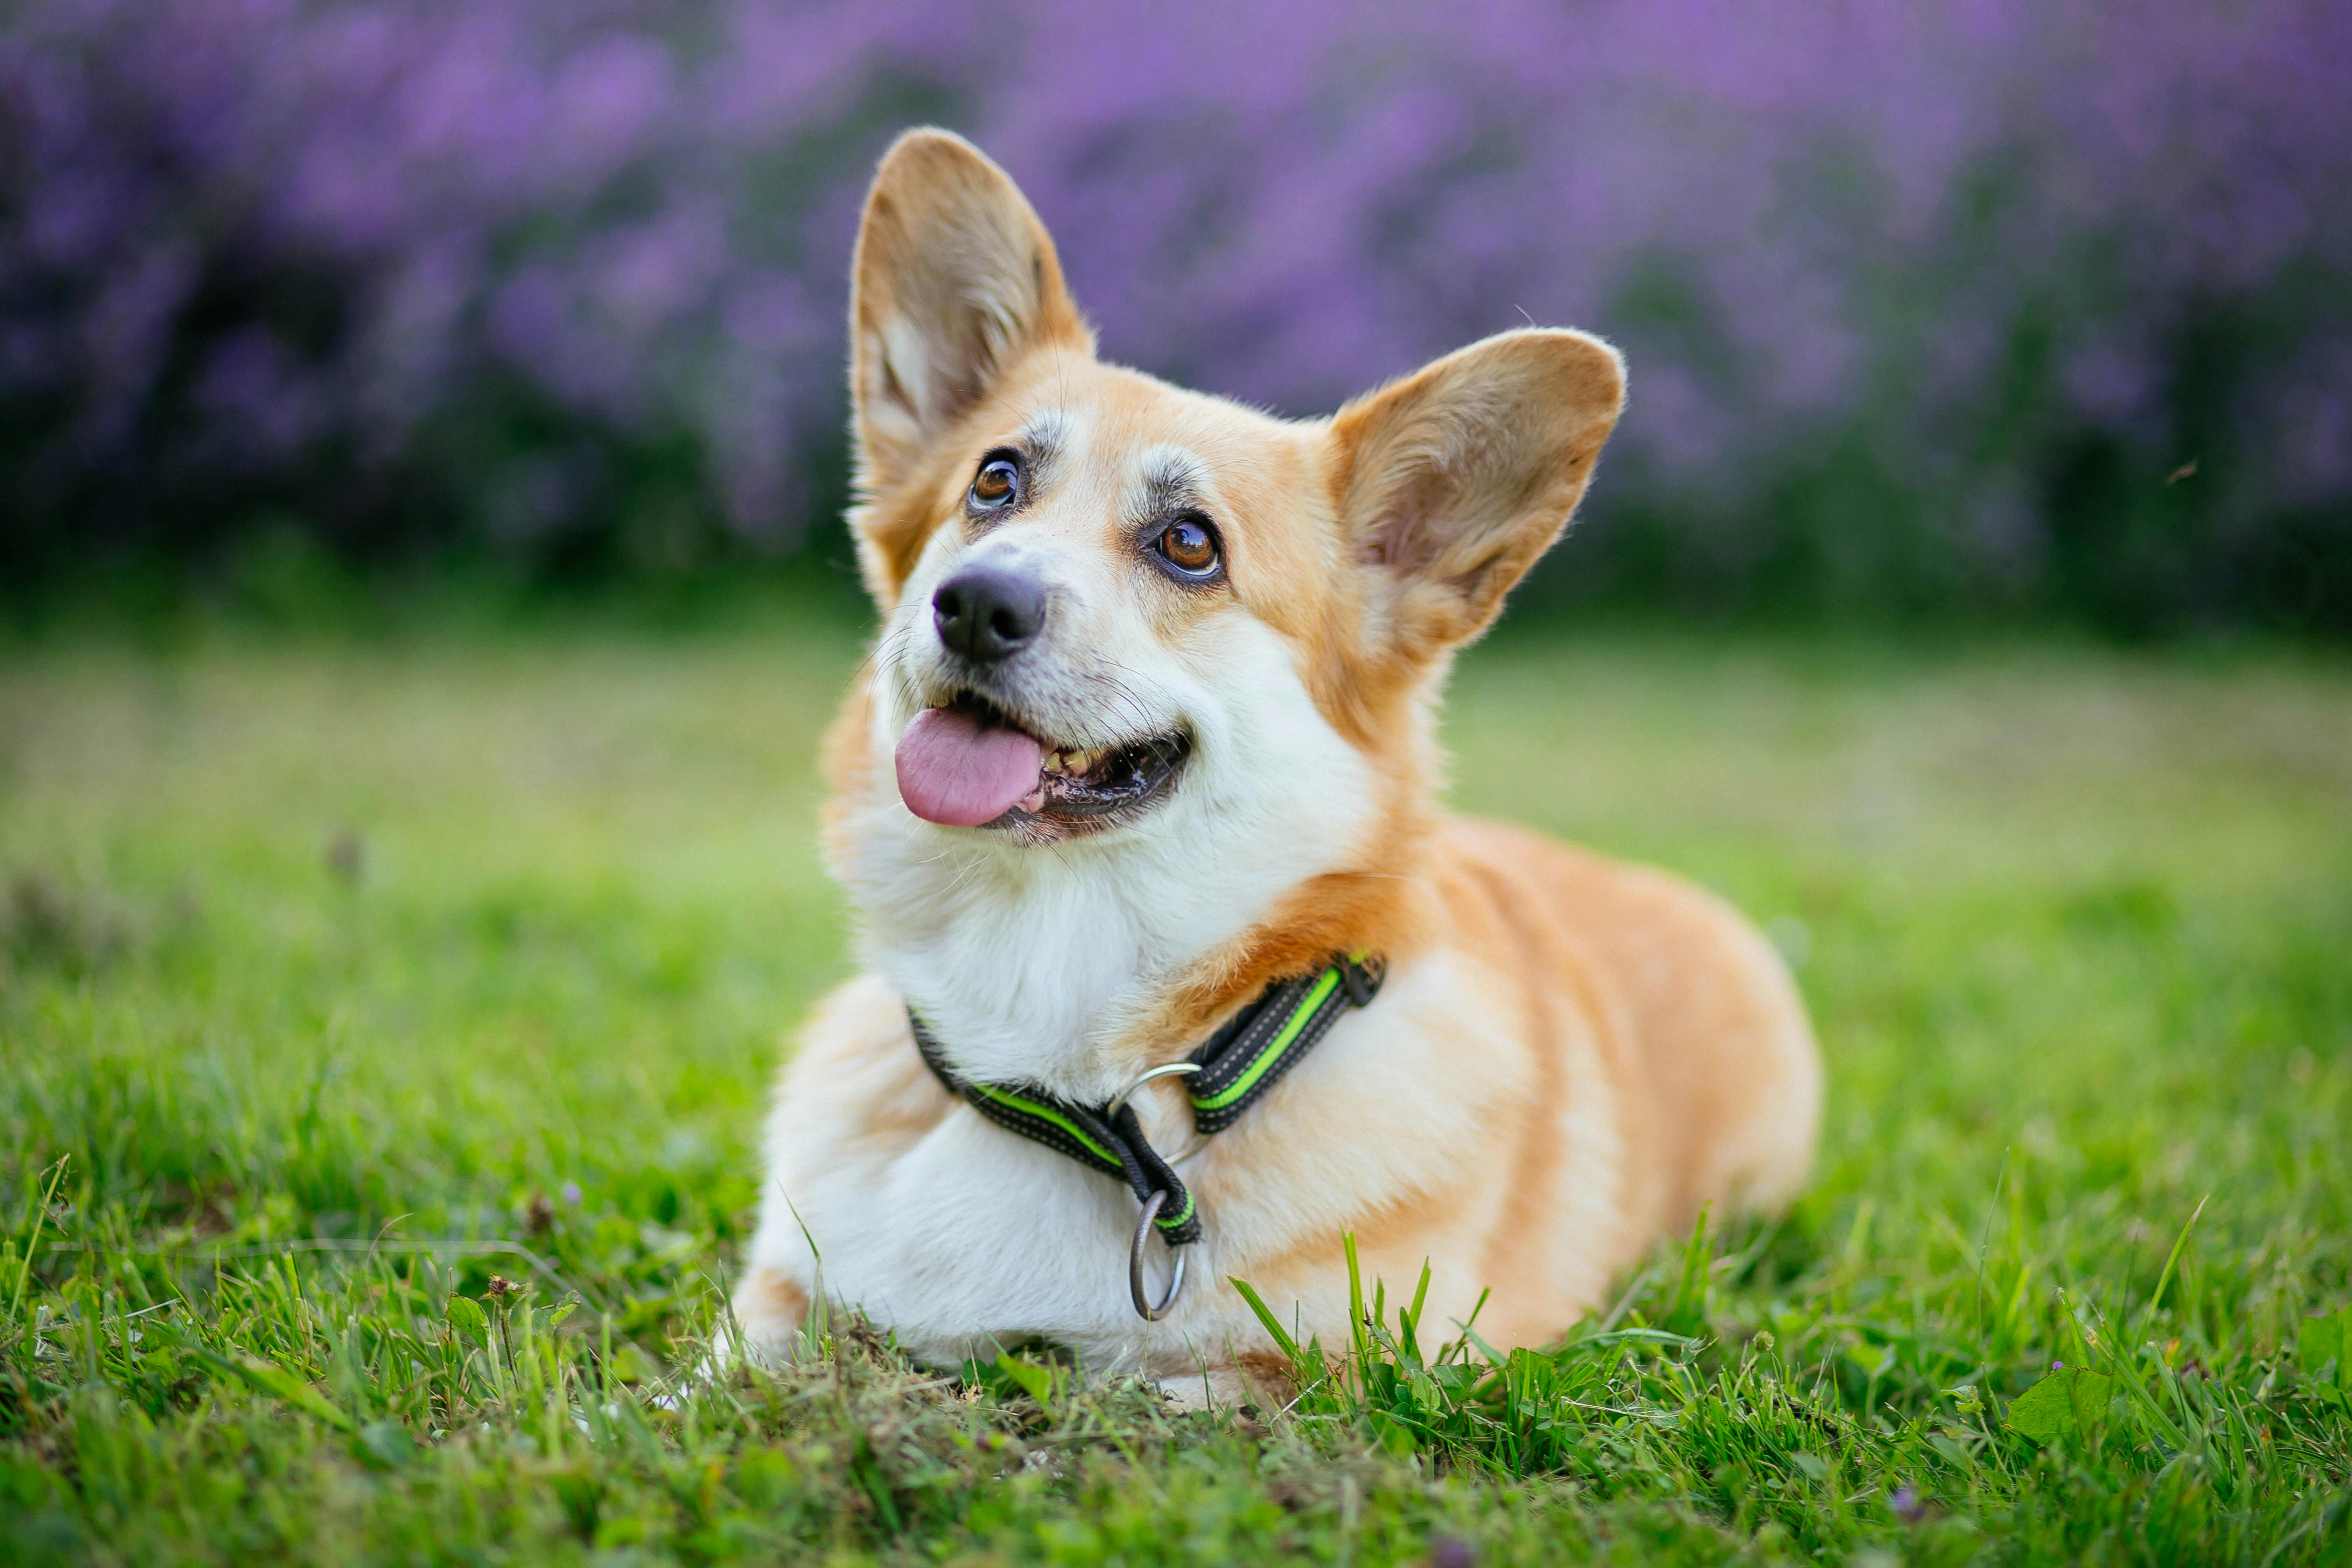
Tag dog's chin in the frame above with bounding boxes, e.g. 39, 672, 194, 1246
942, 691, 1192, 847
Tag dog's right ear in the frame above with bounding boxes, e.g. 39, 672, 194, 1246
849, 130, 1091, 505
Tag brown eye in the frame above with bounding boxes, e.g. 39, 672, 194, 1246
1155, 516, 1220, 576
969, 456, 1019, 509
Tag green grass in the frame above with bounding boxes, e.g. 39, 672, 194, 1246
3, 624, 2349, 1566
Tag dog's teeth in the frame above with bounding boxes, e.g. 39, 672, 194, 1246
1036, 745, 1114, 779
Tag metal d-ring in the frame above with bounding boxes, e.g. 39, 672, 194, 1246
1107, 1060, 1206, 1167
1129, 1189, 1187, 1321
1104, 1060, 1199, 1121
1113, 1064, 1198, 1320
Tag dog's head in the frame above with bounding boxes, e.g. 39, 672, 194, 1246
837, 129, 1622, 878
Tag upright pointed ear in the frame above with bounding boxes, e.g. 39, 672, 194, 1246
849, 129, 1092, 500
1329, 329, 1624, 660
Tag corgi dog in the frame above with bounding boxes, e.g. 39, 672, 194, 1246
733, 128, 1820, 1399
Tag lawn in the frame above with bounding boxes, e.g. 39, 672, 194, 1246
3, 620, 2349, 1566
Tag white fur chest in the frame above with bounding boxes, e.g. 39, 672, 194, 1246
739, 951, 1542, 1379
765, 1093, 1186, 1370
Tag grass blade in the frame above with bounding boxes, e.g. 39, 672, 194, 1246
1227, 1276, 1301, 1363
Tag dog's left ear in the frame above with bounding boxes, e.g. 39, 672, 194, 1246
1329, 328, 1624, 659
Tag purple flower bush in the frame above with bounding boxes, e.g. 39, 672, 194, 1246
4, 0, 2347, 628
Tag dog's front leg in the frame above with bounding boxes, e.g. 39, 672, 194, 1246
728, 1261, 816, 1369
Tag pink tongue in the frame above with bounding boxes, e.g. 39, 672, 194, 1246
895, 706, 1045, 827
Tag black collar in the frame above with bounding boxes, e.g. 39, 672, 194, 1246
908, 952, 1385, 1251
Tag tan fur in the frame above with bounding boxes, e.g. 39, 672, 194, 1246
734, 130, 1821, 1388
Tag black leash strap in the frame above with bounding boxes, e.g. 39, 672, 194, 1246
911, 1016, 1206, 1244
908, 952, 1384, 1254
1185, 953, 1382, 1133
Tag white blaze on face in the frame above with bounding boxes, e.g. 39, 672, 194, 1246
847, 405, 1379, 1102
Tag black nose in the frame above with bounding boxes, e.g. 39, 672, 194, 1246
932, 567, 1046, 664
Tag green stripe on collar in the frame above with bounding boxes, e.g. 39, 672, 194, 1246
1151, 1188, 1196, 1233
1191, 967, 1340, 1112
1185, 953, 1382, 1135
906, 951, 1385, 1259
968, 1083, 1124, 1170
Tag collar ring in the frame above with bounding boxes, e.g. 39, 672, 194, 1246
1130, 1188, 1186, 1320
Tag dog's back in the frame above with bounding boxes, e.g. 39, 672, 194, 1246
1439, 818, 1820, 1240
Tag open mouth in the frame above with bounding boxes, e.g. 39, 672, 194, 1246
894, 693, 1189, 839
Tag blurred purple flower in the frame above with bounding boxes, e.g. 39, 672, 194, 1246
0, 0, 2345, 619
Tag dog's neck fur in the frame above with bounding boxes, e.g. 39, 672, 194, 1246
828, 659, 1431, 1107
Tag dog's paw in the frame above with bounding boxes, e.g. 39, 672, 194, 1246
1153, 1365, 1261, 1413
728, 1264, 814, 1364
